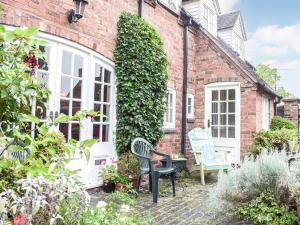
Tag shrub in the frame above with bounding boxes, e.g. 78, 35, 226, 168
271, 116, 296, 130
114, 12, 168, 154
209, 151, 294, 213
236, 192, 299, 225
252, 129, 297, 154
118, 152, 139, 177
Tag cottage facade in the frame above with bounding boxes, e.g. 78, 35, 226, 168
0, 0, 278, 187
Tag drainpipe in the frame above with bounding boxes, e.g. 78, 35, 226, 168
138, 0, 144, 18
181, 16, 192, 156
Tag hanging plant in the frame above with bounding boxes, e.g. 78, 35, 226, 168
114, 12, 168, 154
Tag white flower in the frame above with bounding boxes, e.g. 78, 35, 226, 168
120, 204, 130, 213
96, 201, 107, 208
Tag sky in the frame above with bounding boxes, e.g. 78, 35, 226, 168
219, 0, 300, 97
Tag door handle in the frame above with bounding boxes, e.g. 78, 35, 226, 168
207, 119, 211, 128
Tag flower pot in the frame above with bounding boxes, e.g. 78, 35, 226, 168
102, 182, 115, 193
116, 183, 127, 191
297, 203, 300, 217
129, 176, 139, 190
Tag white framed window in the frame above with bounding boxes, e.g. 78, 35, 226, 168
187, 94, 194, 119
262, 96, 270, 130
164, 88, 176, 129
202, 5, 215, 34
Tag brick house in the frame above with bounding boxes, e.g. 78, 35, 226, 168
0, 0, 278, 187
277, 99, 300, 134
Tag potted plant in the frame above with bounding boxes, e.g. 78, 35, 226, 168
118, 152, 140, 189
115, 175, 131, 192
100, 165, 118, 193
290, 183, 300, 217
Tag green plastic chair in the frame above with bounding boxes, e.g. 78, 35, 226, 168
131, 138, 176, 203
188, 128, 230, 185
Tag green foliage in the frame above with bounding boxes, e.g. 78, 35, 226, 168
209, 151, 293, 213
114, 12, 168, 154
252, 129, 297, 154
236, 192, 299, 225
256, 64, 279, 90
118, 152, 139, 176
108, 191, 137, 206
271, 116, 296, 130
0, 26, 49, 133
100, 165, 119, 184
277, 87, 294, 99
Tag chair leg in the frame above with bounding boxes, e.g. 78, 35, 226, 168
171, 172, 176, 197
200, 165, 205, 185
149, 173, 152, 193
152, 171, 159, 204
136, 174, 142, 193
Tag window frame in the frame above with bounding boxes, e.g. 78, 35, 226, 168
202, 4, 215, 34
262, 96, 270, 130
164, 88, 176, 129
187, 93, 194, 119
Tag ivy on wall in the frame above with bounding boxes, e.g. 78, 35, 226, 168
114, 12, 168, 154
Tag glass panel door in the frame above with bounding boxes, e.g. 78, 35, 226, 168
92, 63, 112, 142
58, 50, 84, 141
211, 89, 236, 139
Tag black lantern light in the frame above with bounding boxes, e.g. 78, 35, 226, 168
68, 0, 89, 23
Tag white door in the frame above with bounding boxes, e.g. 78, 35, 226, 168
35, 38, 117, 188
205, 83, 240, 163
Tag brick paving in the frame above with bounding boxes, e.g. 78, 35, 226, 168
90, 175, 251, 225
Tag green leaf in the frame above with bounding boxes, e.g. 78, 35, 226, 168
24, 27, 39, 36
80, 139, 97, 148
48, 162, 57, 174
7, 145, 23, 152
38, 124, 48, 135
83, 148, 91, 162
0, 25, 5, 33
53, 114, 72, 125
20, 113, 41, 124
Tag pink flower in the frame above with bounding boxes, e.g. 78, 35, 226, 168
12, 214, 27, 225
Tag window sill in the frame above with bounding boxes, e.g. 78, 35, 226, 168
163, 128, 177, 134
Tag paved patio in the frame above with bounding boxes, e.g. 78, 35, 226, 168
90, 174, 251, 225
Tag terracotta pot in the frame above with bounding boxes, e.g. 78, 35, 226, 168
116, 183, 127, 191
102, 182, 115, 193
297, 203, 300, 217
129, 176, 139, 190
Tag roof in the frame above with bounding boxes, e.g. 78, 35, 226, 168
217, 11, 240, 30
181, 8, 278, 98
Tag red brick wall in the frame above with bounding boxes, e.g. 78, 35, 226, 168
283, 100, 300, 133
0, 0, 275, 158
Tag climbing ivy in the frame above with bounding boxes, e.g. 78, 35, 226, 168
114, 12, 168, 154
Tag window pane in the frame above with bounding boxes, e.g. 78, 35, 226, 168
220, 115, 227, 125
73, 79, 82, 99
212, 102, 218, 113
59, 123, 69, 140
94, 83, 102, 101
228, 114, 235, 125
220, 90, 227, 101
37, 72, 49, 88
229, 102, 235, 113
38, 46, 49, 71
187, 105, 192, 114
60, 100, 69, 115
93, 124, 100, 139
74, 55, 83, 77
212, 126, 218, 137
36, 100, 47, 119
103, 85, 110, 103
228, 89, 235, 100
94, 104, 101, 122
212, 114, 218, 125
220, 126, 227, 138
61, 76, 71, 97
95, 64, 102, 82
104, 69, 111, 83
102, 125, 109, 142
71, 123, 80, 140
72, 101, 81, 116
228, 127, 235, 138
220, 102, 227, 113
212, 91, 218, 101
62, 51, 72, 75
102, 105, 110, 122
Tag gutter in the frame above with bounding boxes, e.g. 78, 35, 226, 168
180, 12, 192, 156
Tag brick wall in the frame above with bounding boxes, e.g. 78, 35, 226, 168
0, 0, 275, 159
282, 99, 300, 133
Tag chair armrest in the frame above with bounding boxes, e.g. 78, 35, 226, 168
153, 149, 172, 168
192, 151, 203, 165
